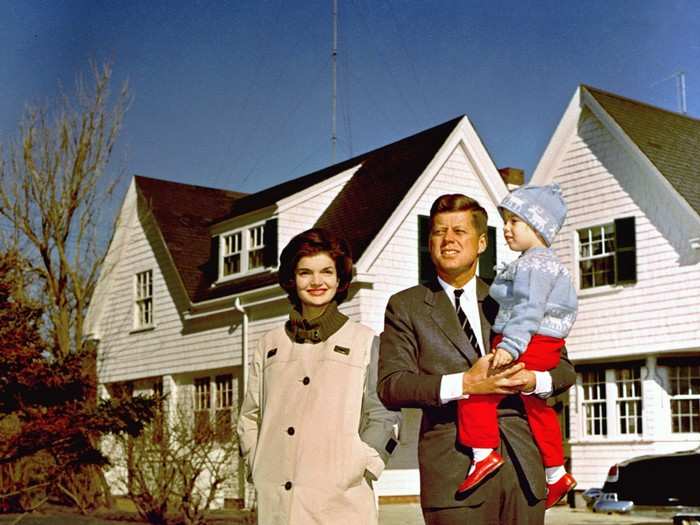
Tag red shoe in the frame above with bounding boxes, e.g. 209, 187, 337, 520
457, 451, 505, 494
545, 473, 577, 509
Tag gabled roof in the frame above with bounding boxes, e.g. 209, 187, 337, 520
134, 116, 463, 305
583, 85, 700, 217
134, 176, 248, 302
315, 116, 463, 261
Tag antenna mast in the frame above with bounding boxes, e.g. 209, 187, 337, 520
331, 0, 338, 163
677, 71, 687, 114
652, 71, 689, 114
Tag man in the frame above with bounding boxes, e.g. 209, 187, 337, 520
378, 194, 575, 524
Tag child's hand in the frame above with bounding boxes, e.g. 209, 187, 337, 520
491, 347, 514, 369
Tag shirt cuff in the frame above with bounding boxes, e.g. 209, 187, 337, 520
440, 372, 470, 403
521, 370, 553, 398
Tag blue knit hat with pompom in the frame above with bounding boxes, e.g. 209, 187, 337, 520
499, 183, 567, 246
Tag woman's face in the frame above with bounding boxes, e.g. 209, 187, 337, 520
294, 252, 339, 317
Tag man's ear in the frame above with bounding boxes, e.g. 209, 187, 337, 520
477, 233, 487, 255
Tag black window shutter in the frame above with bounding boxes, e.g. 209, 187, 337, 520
615, 216, 636, 285
418, 215, 436, 285
211, 235, 220, 279
263, 218, 279, 268
479, 226, 497, 280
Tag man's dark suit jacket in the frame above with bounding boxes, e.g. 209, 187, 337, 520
378, 277, 576, 509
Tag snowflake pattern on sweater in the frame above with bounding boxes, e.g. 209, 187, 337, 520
490, 247, 578, 359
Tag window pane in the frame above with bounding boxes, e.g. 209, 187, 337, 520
249, 248, 264, 269
135, 271, 154, 328
616, 367, 642, 435
216, 375, 233, 409
669, 364, 700, 433
195, 411, 211, 442
582, 369, 607, 436
215, 409, 232, 442
194, 378, 210, 410
578, 224, 617, 289
224, 254, 241, 275
224, 232, 241, 256
249, 225, 264, 249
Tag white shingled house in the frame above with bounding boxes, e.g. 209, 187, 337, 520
532, 85, 700, 492
85, 115, 525, 506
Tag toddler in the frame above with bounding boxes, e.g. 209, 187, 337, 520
456, 183, 578, 509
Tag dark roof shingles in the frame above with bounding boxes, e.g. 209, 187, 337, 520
134, 176, 246, 302
316, 116, 462, 260
135, 116, 463, 303
584, 85, 700, 217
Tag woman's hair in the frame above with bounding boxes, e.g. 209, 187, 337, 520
278, 228, 354, 308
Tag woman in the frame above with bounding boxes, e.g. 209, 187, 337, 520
237, 228, 400, 525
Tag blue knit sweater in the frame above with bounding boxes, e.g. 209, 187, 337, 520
489, 247, 578, 359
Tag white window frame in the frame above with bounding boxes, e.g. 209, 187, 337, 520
581, 369, 608, 437
134, 270, 154, 329
222, 231, 242, 277
192, 374, 235, 443
218, 221, 266, 281
668, 364, 700, 434
576, 222, 616, 291
215, 374, 234, 442
615, 367, 643, 436
193, 377, 212, 439
577, 365, 646, 442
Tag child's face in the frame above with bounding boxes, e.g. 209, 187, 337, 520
502, 210, 547, 252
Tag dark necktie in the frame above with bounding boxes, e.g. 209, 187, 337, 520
453, 289, 482, 356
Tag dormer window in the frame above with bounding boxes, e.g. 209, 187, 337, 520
223, 232, 242, 275
248, 224, 265, 270
217, 218, 278, 281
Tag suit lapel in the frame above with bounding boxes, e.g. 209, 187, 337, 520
426, 281, 480, 365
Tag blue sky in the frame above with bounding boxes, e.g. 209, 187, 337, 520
2, 0, 700, 197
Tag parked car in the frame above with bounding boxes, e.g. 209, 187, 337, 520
592, 493, 634, 514
602, 446, 700, 506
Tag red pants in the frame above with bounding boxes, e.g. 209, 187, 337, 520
457, 334, 565, 467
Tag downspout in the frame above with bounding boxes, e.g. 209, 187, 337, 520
233, 297, 249, 391
233, 296, 252, 509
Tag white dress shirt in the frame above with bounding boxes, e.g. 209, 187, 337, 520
436, 275, 553, 403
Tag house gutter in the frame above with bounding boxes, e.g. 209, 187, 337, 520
233, 297, 249, 392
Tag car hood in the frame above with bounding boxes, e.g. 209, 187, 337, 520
618, 447, 700, 466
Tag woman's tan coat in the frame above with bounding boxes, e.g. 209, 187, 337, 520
237, 319, 400, 525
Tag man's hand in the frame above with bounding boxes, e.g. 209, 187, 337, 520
462, 355, 528, 395
509, 368, 537, 393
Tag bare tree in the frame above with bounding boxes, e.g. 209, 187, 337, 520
110, 404, 243, 525
0, 62, 129, 358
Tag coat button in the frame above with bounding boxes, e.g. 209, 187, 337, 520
302, 377, 310, 385
287, 426, 295, 435
284, 481, 292, 490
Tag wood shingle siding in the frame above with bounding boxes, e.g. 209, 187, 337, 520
533, 85, 700, 490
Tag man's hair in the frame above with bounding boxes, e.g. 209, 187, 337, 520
429, 194, 488, 236
278, 228, 354, 309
